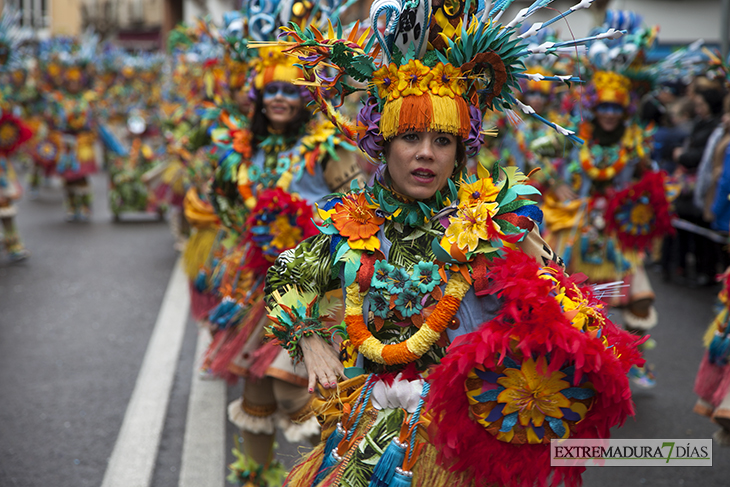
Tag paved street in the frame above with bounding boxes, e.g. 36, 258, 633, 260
1, 168, 729, 486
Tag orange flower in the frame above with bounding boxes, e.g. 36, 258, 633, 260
330, 193, 385, 251
231, 129, 252, 158
397, 60, 433, 97
429, 62, 465, 98
372, 63, 400, 100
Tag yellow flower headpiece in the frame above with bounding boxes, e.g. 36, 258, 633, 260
250, 46, 303, 91
375, 60, 470, 140
593, 70, 631, 108
225, 53, 249, 90
64, 66, 84, 82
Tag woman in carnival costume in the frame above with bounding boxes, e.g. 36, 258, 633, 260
261, 1, 644, 486
170, 20, 236, 317
1, 53, 51, 198
46, 33, 124, 222
542, 14, 670, 388
508, 34, 574, 193
108, 53, 168, 221
197, 4, 366, 483
0, 6, 33, 261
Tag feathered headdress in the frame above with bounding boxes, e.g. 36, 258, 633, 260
270, 0, 624, 160
584, 10, 659, 111
222, 0, 355, 92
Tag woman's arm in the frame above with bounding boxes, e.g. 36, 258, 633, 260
322, 147, 367, 193
265, 232, 346, 390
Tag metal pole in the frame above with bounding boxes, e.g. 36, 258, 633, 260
723, 0, 730, 61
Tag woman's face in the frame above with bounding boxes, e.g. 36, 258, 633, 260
594, 103, 624, 132
262, 81, 303, 130
385, 131, 457, 200
693, 94, 710, 119
65, 78, 83, 95
234, 88, 252, 116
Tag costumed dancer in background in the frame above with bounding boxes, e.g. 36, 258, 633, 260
543, 12, 671, 388
0, 5, 33, 261
1, 53, 50, 198
694, 268, 730, 446
507, 29, 574, 193
198, 4, 366, 483
262, 1, 643, 486
108, 53, 167, 221
46, 32, 124, 222
168, 19, 231, 318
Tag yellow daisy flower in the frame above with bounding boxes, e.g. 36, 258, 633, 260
497, 356, 571, 428
429, 62, 465, 98
397, 59, 433, 98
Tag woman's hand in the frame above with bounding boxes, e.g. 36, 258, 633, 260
300, 334, 345, 393
673, 146, 684, 163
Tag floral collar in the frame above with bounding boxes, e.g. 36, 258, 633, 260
368, 176, 456, 228
315, 163, 543, 288
256, 128, 301, 156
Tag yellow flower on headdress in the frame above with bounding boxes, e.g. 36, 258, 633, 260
397, 60, 433, 98
65, 67, 83, 82
593, 70, 631, 107
257, 46, 291, 68
429, 62, 465, 98
372, 64, 401, 100
497, 356, 571, 428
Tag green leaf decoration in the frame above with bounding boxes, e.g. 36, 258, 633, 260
348, 55, 376, 81
493, 218, 521, 236
423, 50, 439, 67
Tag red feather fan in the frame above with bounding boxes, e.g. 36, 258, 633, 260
604, 171, 674, 252
426, 249, 644, 487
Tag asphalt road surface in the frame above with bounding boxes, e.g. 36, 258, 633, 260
1, 169, 729, 487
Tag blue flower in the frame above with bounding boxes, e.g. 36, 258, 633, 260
387, 267, 411, 295
394, 286, 423, 318
368, 291, 391, 318
372, 260, 395, 289
411, 261, 441, 294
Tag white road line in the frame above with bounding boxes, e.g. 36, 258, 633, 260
101, 257, 190, 487
179, 328, 227, 487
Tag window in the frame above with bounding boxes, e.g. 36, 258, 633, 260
6, 0, 49, 29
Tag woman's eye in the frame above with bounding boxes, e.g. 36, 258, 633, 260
402, 133, 418, 141
435, 136, 452, 146
283, 86, 298, 95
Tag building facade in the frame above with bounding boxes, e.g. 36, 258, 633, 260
0, 0, 727, 55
